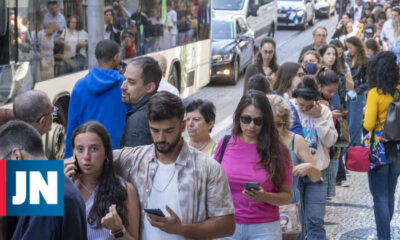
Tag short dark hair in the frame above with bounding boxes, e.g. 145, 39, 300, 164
13, 90, 51, 123
95, 39, 120, 63
246, 74, 271, 94
186, 99, 216, 132
130, 56, 162, 92
378, 11, 387, 20
0, 120, 44, 158
392, 6, 400, 15
47, 1, 58, 6
147, 91, 185, 121
365, 38, 381, 54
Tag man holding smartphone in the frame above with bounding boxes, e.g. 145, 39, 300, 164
113, 91, 235, 240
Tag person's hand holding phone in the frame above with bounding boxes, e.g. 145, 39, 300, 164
242, 183, 267, 202
146, 205, 183, 235
64, 157, 81, 180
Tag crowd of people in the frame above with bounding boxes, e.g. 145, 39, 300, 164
11, 0, 210, 82
1, 0, 400, 240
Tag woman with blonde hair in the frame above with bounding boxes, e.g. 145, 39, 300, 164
386, 18, 400, 64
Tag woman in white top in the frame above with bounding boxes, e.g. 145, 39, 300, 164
58, 16, 88, 74
65, 121, 139, 240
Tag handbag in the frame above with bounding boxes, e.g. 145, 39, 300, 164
345, 125, 370, 172
280, 203, 301, 239
334, 117, 350, 147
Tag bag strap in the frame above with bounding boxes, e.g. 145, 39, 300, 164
290, 134, 296, 151
218, 135, 231, 163
348, 124, 363, 147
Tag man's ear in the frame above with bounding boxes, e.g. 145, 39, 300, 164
146, 82, 157, 94
11, 148, 23, 160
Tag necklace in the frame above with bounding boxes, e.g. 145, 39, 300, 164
152, 167, 177, 192
190, 140, 211, 151
79, 181, 95, 194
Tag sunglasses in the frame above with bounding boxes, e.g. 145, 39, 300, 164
240, 115, 263, 126
275, 122, 285, 128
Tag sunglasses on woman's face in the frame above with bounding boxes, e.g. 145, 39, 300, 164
240, 115, 263, 126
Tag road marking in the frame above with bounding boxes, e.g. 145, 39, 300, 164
211, 114, 232, 138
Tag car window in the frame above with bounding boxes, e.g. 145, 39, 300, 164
212, 0, 245, 10
211, 20, 234, 39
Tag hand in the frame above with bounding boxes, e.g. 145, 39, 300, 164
146, 205, 183, 235
101, 204, 124, 233
319, 99, 330, 107
305, 102, 322, 118
64, 159, 78, 179
242, 186, 267, 202
293, 163, 311, 177
65, 45, 71, 52
332, 110, 344, 119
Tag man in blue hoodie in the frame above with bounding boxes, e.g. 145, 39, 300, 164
64, 39, 129, 158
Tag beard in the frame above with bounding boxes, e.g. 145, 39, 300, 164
154, 135, 181, 154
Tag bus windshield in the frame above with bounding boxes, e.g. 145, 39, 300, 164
212, 0, 245, 10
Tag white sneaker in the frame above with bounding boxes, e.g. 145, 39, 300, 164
366, 233, 378, 240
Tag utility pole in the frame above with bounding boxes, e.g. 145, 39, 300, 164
87, 0, 104, 70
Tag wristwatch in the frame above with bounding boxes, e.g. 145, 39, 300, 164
112, 226, 126, 239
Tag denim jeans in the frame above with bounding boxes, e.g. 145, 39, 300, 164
219, 221, 282, 240
347, 92, 366, 146
368, 143, 400, 240
297, 172, 328, 240
327, 159, 338, 197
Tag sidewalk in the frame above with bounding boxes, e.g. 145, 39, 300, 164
325, 171, 400, 239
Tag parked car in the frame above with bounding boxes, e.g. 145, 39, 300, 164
212, 0, 277, 38
277, 0, 315, 30
314, 0, 335, 18
211, 15, 255, 84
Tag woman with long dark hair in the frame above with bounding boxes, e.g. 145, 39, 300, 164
64, 121, 139, 240
364, 51, 400, 240
273, 62, 304, 99
243, 38, 279, 93
215, 90, 292, 239
345, 36, 368, 147
292, 76, 338, 239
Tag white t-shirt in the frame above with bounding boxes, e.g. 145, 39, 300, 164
353, 5, 363, 21
142, 160, 184, 240
158, 77, 180, 96
61, 29, 88, 58
166, 10, 178, 35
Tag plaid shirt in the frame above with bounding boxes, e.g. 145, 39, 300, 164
113, 141, 234, 237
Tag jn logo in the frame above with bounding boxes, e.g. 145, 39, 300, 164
0, 160, 64, 216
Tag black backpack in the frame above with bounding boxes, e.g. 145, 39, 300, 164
381, 90, 400, 142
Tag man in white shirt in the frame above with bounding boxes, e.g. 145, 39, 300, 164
153, 54, 179, 96
351, 0, 364, 21
381, 7, 400, 45
166, 2, 178, 48
43, 1, 66, 42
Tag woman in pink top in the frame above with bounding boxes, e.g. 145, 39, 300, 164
214, 90, 293, 240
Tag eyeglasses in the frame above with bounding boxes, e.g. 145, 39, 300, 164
262, 50, 274, 55
275, 122, 285, 128
35, 106, 58, 123
240, 115, 263, 126
1, 147, 24, 160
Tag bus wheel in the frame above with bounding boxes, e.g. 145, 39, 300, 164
46, 104, 66, 160
168, 65, 180, 92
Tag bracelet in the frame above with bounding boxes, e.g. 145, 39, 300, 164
110, 226, 126, 239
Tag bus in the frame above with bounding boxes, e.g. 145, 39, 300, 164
0, 0, 211, 159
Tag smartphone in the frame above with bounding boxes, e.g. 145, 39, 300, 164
383, 36, 388, 41
144, 208, 165, 217
74, 156, 82, 174
245, 182, 260, 190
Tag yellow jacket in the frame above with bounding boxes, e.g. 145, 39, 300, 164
363, 85, 400, 133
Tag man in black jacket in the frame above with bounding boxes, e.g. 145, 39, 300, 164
119, 56, 162, 148
298, 27, 328, 61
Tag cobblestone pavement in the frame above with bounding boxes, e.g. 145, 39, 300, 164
325, 171, 400, 240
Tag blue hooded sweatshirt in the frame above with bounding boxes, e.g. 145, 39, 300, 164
64, 67, 129, 158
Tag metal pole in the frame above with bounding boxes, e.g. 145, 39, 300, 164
339, 0, 343, 20
87, 0, 103, 70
